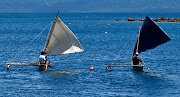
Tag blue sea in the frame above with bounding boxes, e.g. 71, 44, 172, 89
0, 12, 180, 96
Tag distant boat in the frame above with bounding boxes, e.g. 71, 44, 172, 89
106, 16, 171, 71
7, 11, 84, 71
132, 16, 171, 71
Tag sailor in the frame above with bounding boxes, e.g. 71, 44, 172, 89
39, 51, 47, 64
132, 52, 143, 65
39, 51, 54, 68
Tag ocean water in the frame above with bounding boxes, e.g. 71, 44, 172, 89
0, 12, 180, 96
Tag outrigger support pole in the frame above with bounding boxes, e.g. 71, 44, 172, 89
106, 62, 132, 70
6, 62, 54, 71
6, 63, 39, 70
106, 62, 146, 70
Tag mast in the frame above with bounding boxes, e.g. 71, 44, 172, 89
136, 27, 141, 53
56, 10, 60, 18
43, 21, 53, 51
43, 10, 60, 52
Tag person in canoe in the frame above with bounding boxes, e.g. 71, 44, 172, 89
39, 51, 54, 68
132, 52, 143, 65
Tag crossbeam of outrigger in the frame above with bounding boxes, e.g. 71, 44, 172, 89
6, 62, 48, 71
106, 62, 146, 70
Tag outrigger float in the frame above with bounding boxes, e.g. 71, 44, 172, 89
106, 16, 171, 71
6, 11, 84, 71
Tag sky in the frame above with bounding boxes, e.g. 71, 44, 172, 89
0, 0, 179, 13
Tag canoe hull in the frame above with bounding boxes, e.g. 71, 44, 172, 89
132, 66, 143, 71
38, 64, 48, 71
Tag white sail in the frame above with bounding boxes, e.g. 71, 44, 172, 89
44, 16, 84, 55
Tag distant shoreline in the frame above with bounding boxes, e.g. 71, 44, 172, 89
127, 17, 180, 22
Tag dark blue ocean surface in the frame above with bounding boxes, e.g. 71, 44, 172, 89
0, 13, 180, 96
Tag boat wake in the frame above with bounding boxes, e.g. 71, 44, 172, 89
43, 70, 79, 78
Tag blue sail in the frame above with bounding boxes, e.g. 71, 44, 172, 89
133, 16, 171, 55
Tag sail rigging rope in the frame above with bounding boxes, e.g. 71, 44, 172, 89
9, 24, 50, 62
